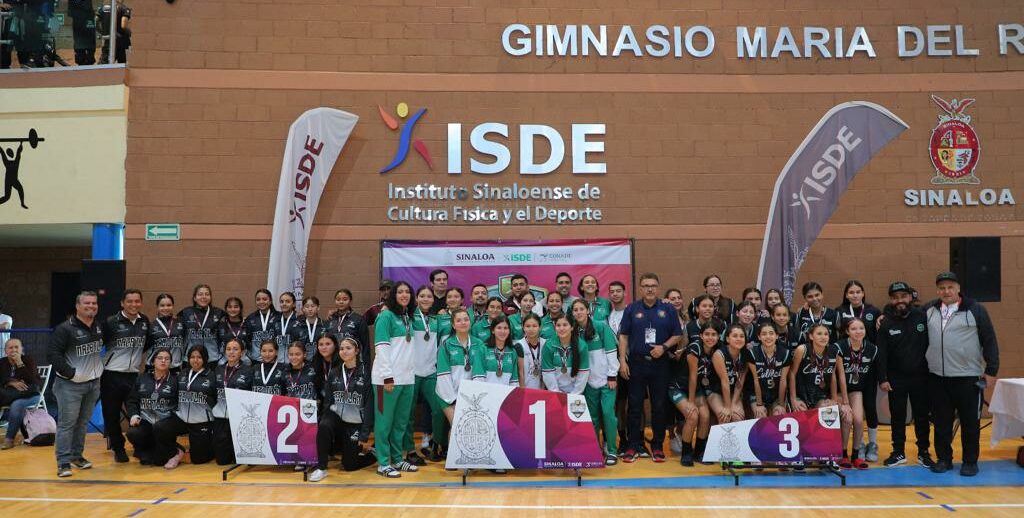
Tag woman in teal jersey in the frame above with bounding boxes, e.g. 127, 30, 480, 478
539, 291, 565, 341
470, 296, 504, 343
507, 291, 537, 341
577, 274, 612, 325
541, 314, 589, 395
571, 299, 619, 465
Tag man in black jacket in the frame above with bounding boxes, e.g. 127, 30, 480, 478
876, 281, 934, 468
48, 291, 104, 477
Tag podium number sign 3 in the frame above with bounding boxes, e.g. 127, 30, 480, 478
226, 388, 318, 466
446, 380, 605, 470
702, 406, 842, 464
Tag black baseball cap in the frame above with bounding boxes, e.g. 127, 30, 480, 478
935, 271, 959, 285
378, 279, 394, 290
888, 281, 913, 296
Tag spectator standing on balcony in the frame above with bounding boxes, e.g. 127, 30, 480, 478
68, 0, 95, 65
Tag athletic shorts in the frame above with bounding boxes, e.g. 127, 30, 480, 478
668, 382, 688, 404
798, 387, 830, 408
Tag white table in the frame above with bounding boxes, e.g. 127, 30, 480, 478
989, 378, 1024, 447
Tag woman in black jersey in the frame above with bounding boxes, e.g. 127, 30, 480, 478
154, 345, 216, 469
178, 284, 225, 369
687, 274, 735, 324
312, 334, 340, 393
126, 348, 178, 465
243, 289, 277, 365
276, 292, 298, 352
285, 342, 318, 400
764, 289, 784, 311
148, 294, 185, 372
742, 287, 771, 323
211, 338, 251, 465
665, 288, 687, 329
796, 282, 838, 345
308, 336, 375, 482
771, 303, 799, 351
291, 296, 327, 362
747, 323, 791, 418
686, 321, 721, 464
327, 289, 369, 362
834, 280, 882, 462
251, 339, 286, 395
837, 318, 877, 469
217, 297, 248, 366
669, 320, 718, 466
734, 301, 758, 345
789, 323, 851, 431
685, 294, 718, 345
707, 324, 749, 424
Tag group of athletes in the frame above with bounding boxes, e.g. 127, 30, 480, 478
56, 270, 928, 482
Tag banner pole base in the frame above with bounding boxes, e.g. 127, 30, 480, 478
221, 464, 246, 481
461, 469, 470, 486
574, 468, 582, 487
818, 462, 847, 486
720, 463, 740, 486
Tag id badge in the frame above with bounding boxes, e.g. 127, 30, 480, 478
645, 327, 657, 345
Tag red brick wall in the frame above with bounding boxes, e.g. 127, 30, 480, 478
0, 247, 89, 327
122, 1, 1024, 378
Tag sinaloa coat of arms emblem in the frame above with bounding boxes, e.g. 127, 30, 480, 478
236, 402, 267, 458
455, 392, 496, 465
928, 95, 980, 185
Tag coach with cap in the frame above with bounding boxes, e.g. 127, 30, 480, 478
926, 271, 999, 476
876, 281, 934, 468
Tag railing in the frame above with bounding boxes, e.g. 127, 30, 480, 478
0, 0, 131, 69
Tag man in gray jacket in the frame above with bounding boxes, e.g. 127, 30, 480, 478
926, 272, 999, 476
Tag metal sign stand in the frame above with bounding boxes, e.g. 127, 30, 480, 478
720, 462, 846, 486
460, 467, 585, 486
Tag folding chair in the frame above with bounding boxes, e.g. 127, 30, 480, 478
0, 364, 50, 429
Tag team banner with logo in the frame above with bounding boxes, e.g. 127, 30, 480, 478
702, 406, 842, 464
268, 108, 359, 306
445, 380, 605, 470
226, 388, 318, 466
756, 102, 908, 304
382, 239, 633, 301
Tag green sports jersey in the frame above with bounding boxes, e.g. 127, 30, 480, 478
540, 337, 590, 394
470, 343, 519, 386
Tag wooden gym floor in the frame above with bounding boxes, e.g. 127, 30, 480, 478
0, 423, 1021, 517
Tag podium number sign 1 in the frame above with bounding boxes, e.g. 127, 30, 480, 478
446, 380, 605, 470
702, 406, 842, 464
226, 388, 318, 465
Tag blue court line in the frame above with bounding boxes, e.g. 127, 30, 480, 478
152, 497, 167, 504
917, 491, 934, 500
174, 488, 186, 494
941, 504, 956, 512
126, 510, 145, 517
454, 460, 1024, 489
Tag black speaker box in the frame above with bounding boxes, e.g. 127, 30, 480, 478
81, 260, 127, 320
949, 237, 1000, 302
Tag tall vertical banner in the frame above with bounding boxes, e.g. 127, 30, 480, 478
268, 108, 358, 306
382, 239, 633, 301
446, 380, 605, 470
226, 388, 318, 466
756, 102, 908, 303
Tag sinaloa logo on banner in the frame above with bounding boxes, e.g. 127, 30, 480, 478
904, 96, 1015, 209
377, 103, 607, 225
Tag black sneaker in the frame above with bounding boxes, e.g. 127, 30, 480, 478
959, 462, 979, 476
57, 464, 73, 477
930, 460, 952, 473
917, 453, 935, 468
70, 457, 93, 469
114, 449, 130, 463
883, 452, 906, 467
405, 454, 426, 466
638, 446, 651, 458
680, 451, 694, 467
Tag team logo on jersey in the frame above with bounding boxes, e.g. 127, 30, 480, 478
454, 392, 496, 465
379, 102, 433, 174
657, 310, 667, 318
634, 312, 644, 319
928, 95, 980, 185
864, 313, 874, 322
916, 323, 926, 332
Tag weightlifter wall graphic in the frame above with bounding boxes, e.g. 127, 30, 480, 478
0, 128, 44, 209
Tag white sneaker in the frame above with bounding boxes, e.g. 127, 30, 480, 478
669, 434, 682, 455
377, 465, 401, 478
308, 469, 327, 482
393, 460, 419, 472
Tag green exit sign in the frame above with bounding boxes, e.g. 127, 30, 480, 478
145, 223, 180, 241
